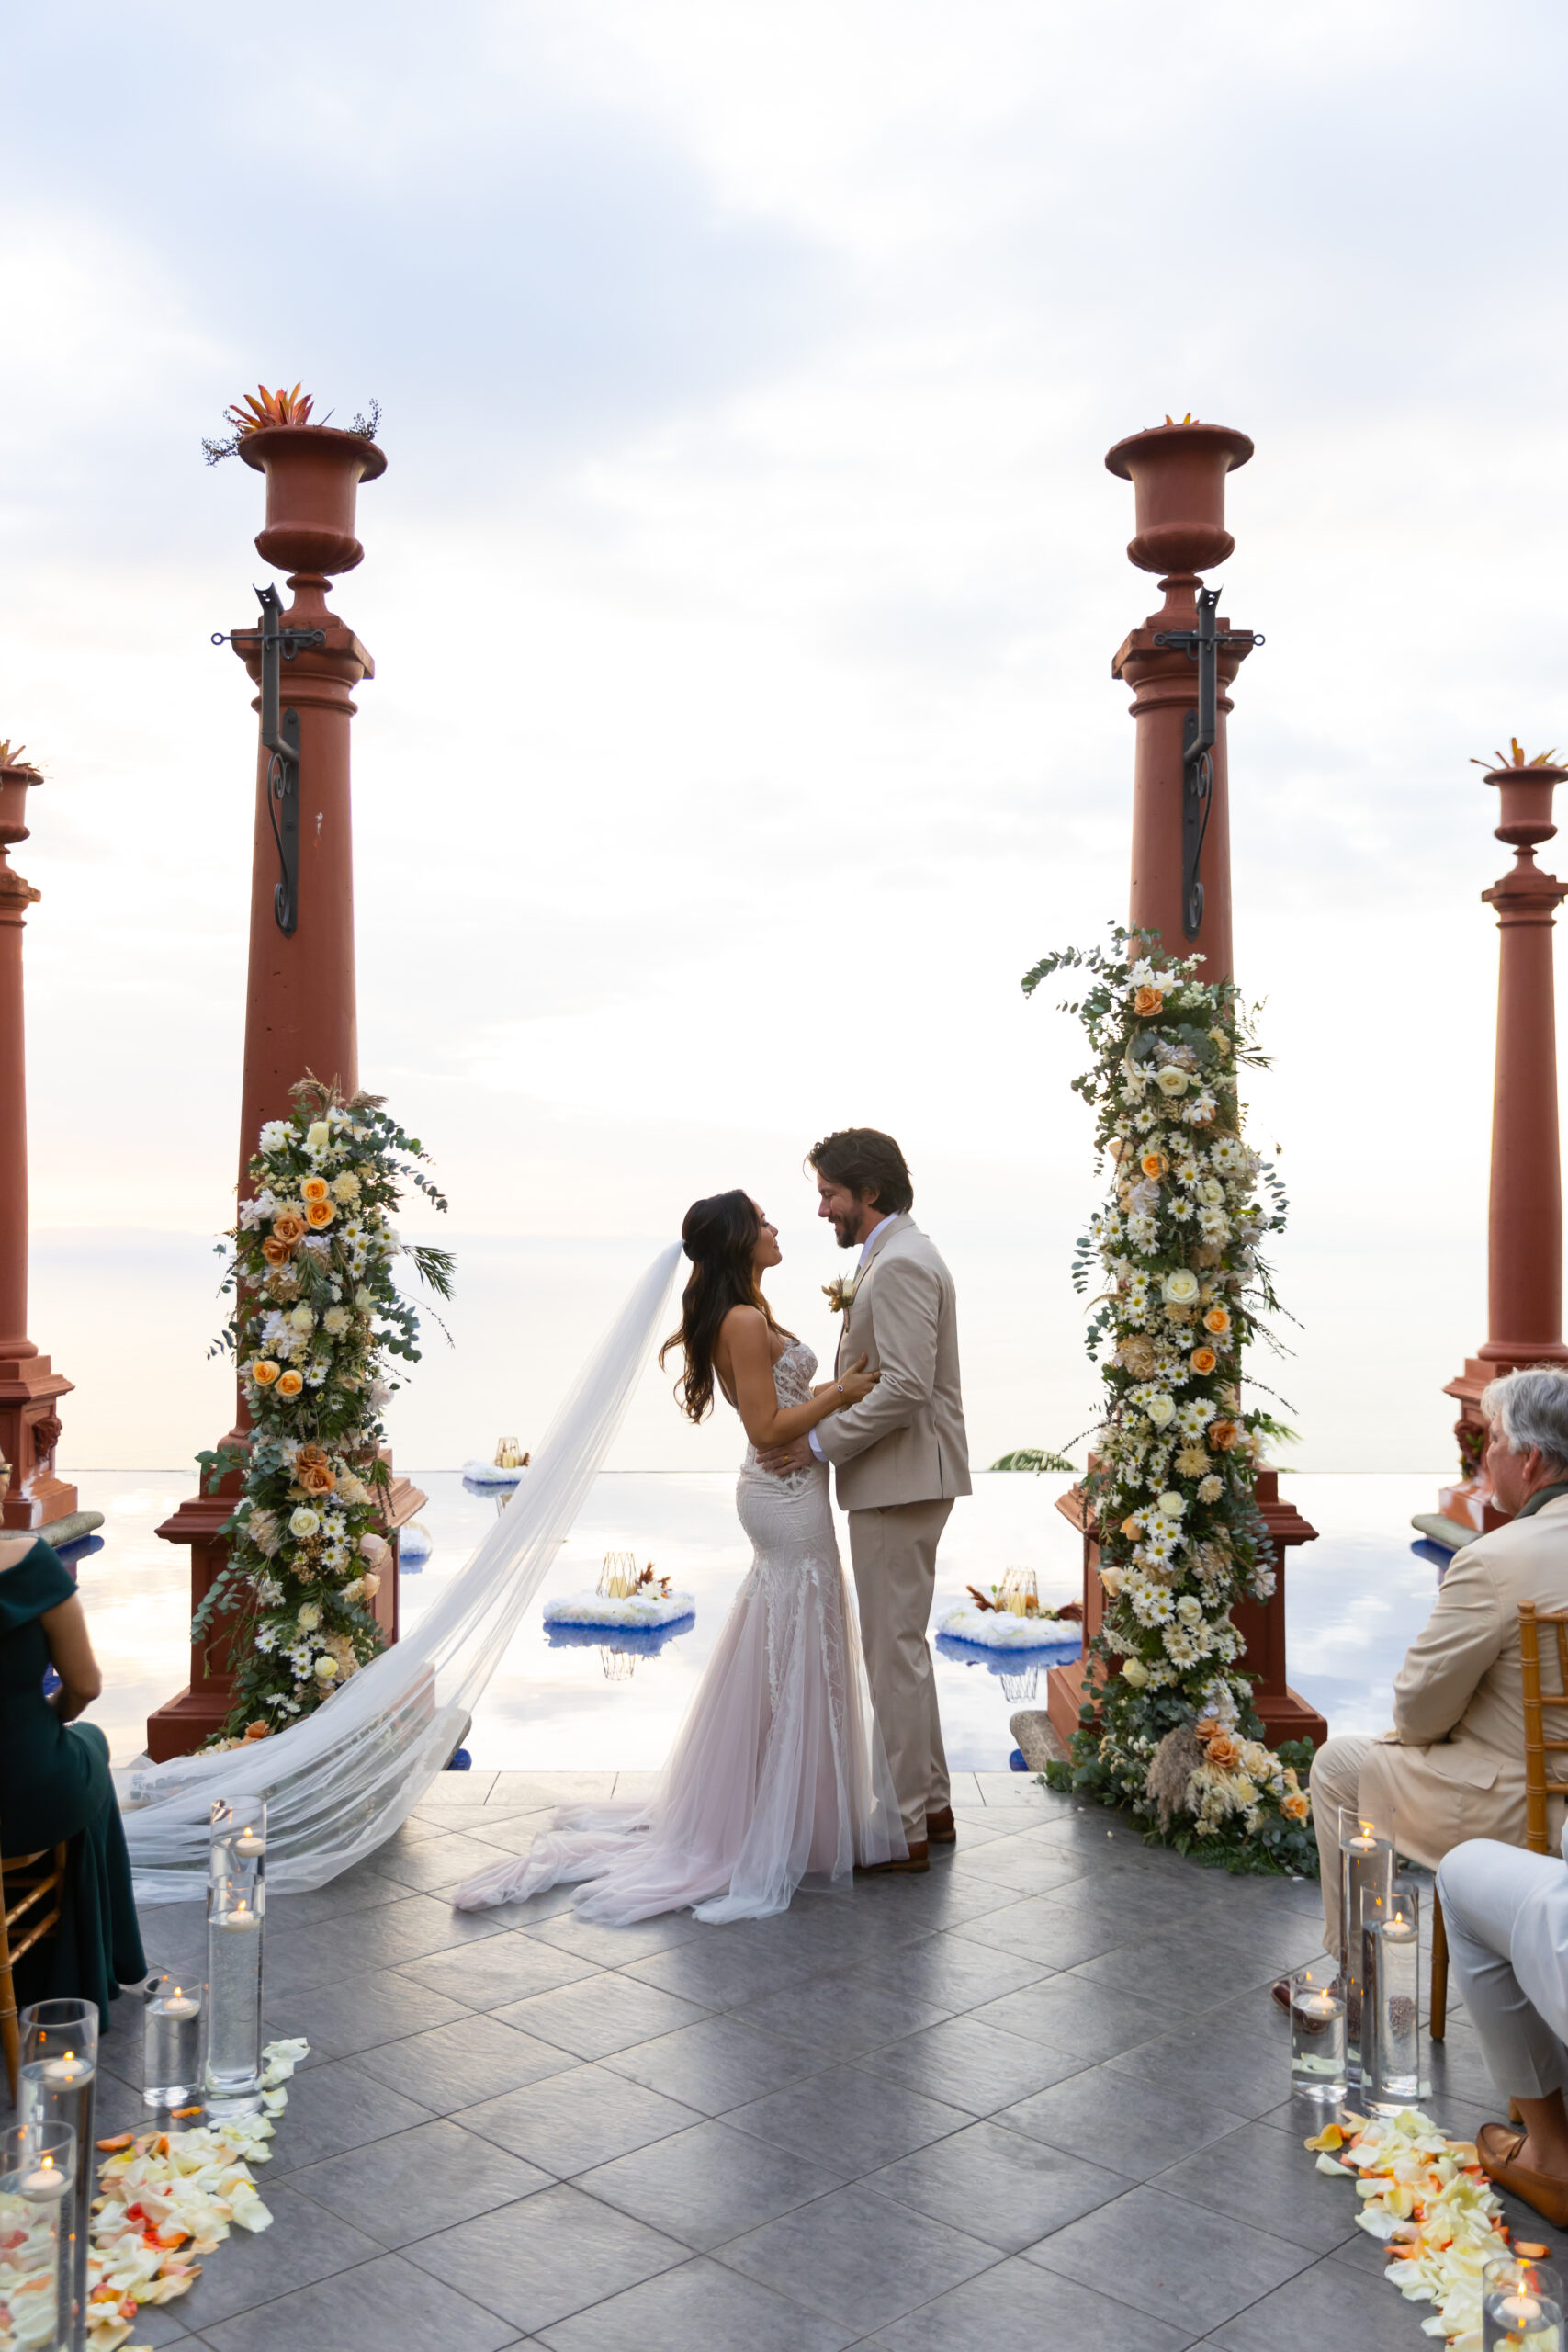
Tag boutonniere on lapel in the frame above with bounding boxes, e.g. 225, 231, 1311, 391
823, 1273, 859, 1316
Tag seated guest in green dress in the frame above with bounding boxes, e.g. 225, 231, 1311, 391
0, 1518, 147, 2032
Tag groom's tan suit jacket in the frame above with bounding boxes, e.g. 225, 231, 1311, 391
814, 1213, 971, 1512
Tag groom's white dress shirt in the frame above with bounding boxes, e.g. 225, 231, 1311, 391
807, 1216, 897, 1464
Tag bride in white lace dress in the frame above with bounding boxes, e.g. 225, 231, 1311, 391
452, 1191, 906, 1925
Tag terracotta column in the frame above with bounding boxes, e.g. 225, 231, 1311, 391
1440, 755, 1568, 1533
149, 426, 423, 1758
0, 752, 82, 1532
1045, 419, 1326, 1753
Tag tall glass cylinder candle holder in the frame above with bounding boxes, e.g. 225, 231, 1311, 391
141, 1974, 205, 2110
206, 1797, 266, 2117
0, 2120, 76, 2352
1483, 2254, 1564, 2349
1339, 1803, 1395, 2081
1289, 1963, 1348, 2100
17, 2000, 96, 2351
1364, 1886, 1422, 2110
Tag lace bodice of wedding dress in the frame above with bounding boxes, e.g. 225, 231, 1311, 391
452, 1339, 904, 1925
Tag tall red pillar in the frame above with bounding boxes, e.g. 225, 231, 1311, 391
0, 751, 83, 1533
1046, 420, 1325, 1753
1440, 753, 1568, 1533
149, 424, 423, 1759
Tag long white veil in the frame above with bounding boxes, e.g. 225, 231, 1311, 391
122, 1243, 683, 1905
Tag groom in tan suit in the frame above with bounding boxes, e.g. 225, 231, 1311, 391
760, 1127, 970, 1869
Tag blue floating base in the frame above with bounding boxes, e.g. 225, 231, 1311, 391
461, 1461, 527, 1488
1009, 1748, 1028, 1771
445, 1747, 473, 1771
934, 1631, 1081, 1679
547, 1615, 695, 1660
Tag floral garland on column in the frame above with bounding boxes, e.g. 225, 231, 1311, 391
1026, 928, 1317, 1873
193, 1080, 454, 1749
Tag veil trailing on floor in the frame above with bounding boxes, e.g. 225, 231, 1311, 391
121, 1243, 683, 1905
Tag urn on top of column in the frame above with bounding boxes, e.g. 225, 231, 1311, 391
1105, 418, 1255, 576
241, 425, 387, 578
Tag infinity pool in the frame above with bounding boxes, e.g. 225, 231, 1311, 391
64, 1468, 1444, 1772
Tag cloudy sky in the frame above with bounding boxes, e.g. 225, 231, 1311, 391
4, 0, 1567, 1479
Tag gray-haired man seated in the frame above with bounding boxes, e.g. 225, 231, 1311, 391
1300, 1366, 1568, 1984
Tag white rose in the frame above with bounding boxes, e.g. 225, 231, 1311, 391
1121, 1657, 1151, 1688
1155, 1066, 1190, 1097
289, 1304, 315, 1333
1099, 1565, 1123, 1598
296, 1602, 321, 1632
1156, 1491, 1185, 1518
288, 1507, 320, 1538
354, 1286, 374, 1310
360, 1572, 381, 1599
1162, 1269, 1201, 1306
306, 1120, 333, 1154
1200, 1178, 1225, 1204
313, 1655, 339, 1680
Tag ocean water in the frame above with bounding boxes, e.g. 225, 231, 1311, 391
62, 1469, 1445, 1773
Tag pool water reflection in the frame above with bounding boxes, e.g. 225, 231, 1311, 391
67, 1468, 1448, 1773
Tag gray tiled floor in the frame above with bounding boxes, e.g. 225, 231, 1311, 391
77, 1770, 1519, 2349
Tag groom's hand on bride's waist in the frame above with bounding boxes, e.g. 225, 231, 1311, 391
758, 1435, 814, 1476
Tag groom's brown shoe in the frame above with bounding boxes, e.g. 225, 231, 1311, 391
926, 1807, 956, 1845
857, 1841, 930, 1875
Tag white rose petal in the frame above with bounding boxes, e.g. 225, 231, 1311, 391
1156, 1066, 1190, 1096
288, 1507, 320, 1538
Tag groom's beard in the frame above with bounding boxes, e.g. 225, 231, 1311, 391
831, 1217, 859, 1250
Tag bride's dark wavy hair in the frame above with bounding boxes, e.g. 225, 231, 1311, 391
660, 1190, 794, 1425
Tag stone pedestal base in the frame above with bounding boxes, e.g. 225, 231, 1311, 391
0, 1354, 76, 1529
1043, 1469, 1327, 1757
147, 1458, 428, 1762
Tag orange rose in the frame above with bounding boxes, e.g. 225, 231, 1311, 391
305, 1200, 335, 1228
260, 1235, 294, 1267
243, 1721, 272, 1743
1203, 1306, 1231, 1336
1207, 1419, 1238, 1452
1205, 1732, 1242, 1769
294, 1444, 336, 1495
1190, 1346, 1217, 1375
301, 1176, 331, 1204
276, 1369, 304, 1398
1281, 1789, 1310, 1823
1133, 986, 1165, 1017
1138, 1150, 1168, 1180
250, 1358, 281, 1386
272, 1212, 307, 1246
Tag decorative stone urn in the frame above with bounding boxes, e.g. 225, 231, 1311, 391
1104, 420, 1255, 575
1441, 754, 1568, 1534
240, 425, 387, 577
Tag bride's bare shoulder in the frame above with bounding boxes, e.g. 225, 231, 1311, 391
718, 1304, 769, 1344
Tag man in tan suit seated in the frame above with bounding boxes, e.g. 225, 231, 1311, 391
758, 1127, 970, 1870
1308, 1364, 1568, 1970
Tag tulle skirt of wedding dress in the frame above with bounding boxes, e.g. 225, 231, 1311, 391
452, 1458, 905, 1925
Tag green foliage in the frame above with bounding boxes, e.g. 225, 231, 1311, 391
1024, 926, 1314, 1870
195, 1079, 452, 1747
989, 1448, 1075, 1475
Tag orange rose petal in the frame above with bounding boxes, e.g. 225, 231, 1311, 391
1517, 2241, 1551, 2258
96, 2132, 134, 2152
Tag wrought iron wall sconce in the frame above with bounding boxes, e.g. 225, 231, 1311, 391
1153, 587, 1265, 938
213, 584, 325, 935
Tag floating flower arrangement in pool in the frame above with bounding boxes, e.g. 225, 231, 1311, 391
544, 1553, 696, 1633
462, 1437, 531, 1488
937, 1567, 1083, 1653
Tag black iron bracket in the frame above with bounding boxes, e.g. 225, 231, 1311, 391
213, 585, 326, 936
1152, 587, 1265, 940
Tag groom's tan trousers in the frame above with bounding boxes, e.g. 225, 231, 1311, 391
849, 1498, 953, 1843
